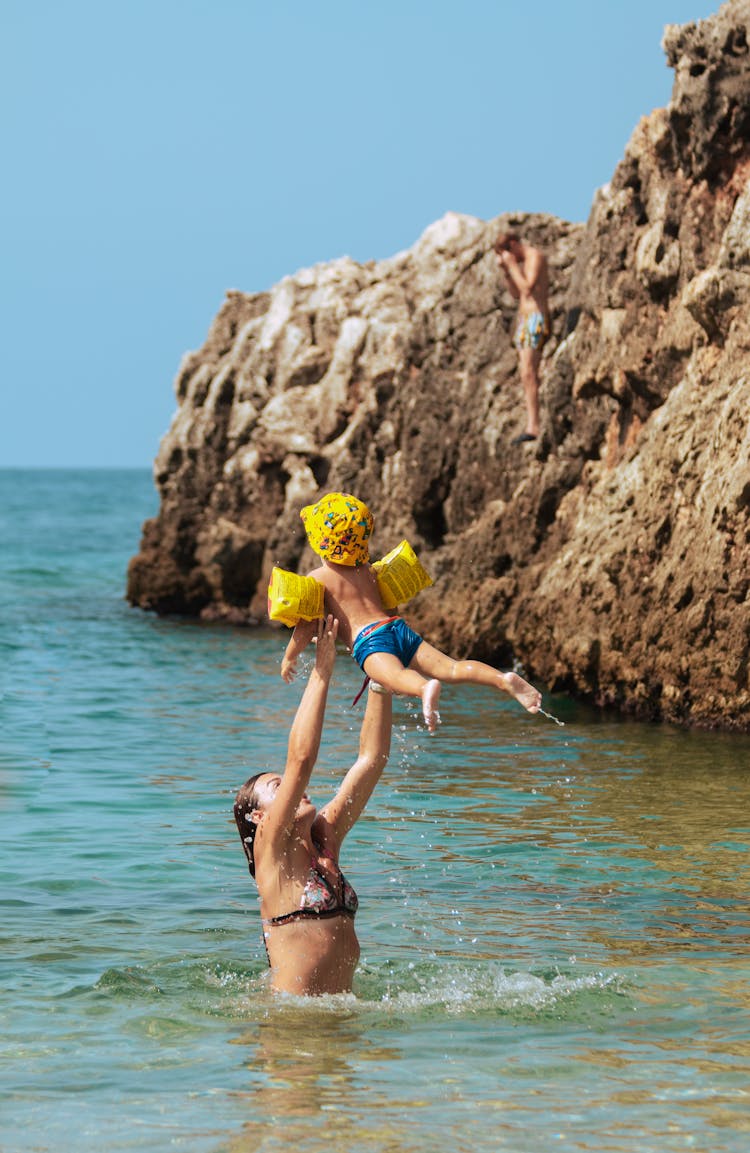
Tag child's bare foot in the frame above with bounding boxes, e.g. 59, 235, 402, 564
504, 672, 542, 713
422, 679, 442, 733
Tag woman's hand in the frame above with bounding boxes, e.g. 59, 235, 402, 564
312, 614, 339, 680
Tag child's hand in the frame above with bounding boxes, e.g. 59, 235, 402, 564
280, 618, 318, 682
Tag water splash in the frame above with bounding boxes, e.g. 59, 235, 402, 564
539, 707, 565, 727
99, 959, 629, 1025
240, 963, 632, 1021
368, 966, 628, 1018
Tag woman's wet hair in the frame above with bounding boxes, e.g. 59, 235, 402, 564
233, 772, 266, 878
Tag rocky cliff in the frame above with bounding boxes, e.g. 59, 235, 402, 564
128, 0, 750, 730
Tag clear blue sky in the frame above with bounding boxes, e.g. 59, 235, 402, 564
2, 0, 718, 467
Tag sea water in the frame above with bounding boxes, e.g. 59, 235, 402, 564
1, 469, 749, 1153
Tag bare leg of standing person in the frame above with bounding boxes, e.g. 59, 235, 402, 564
518, 346, 541, 439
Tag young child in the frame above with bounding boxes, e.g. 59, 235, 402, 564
280, 492, 542, 733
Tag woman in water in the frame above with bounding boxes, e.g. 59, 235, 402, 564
234, 615, 392, 995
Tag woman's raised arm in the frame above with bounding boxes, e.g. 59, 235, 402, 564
262, 616, 339, 844
316, 684, 392, 850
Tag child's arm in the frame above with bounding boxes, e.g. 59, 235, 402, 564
281, 618, 318, 683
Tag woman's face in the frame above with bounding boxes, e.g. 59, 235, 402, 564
251, 773, 282, 814
251, 774, 314, 821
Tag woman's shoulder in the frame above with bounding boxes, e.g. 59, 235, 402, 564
255, 829, 310, 888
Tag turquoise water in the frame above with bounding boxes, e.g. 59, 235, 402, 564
1, 469, 749, 1153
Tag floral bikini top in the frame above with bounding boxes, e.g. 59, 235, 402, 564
263, 853, 359, 927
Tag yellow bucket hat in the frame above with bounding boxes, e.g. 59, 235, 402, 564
300, 492, 373, 567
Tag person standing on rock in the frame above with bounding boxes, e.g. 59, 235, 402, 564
494, 233, 550, 444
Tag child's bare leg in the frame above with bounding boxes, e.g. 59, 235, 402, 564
421, 678, 441, 733
410, 642, 541, 714
363, 653, 441, 733
363, 652, 425, 697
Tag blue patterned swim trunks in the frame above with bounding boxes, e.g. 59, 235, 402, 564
351, 617, 424, 671
513, 311, 550, 351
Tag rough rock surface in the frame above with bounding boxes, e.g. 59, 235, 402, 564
128, 0, 750, 730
